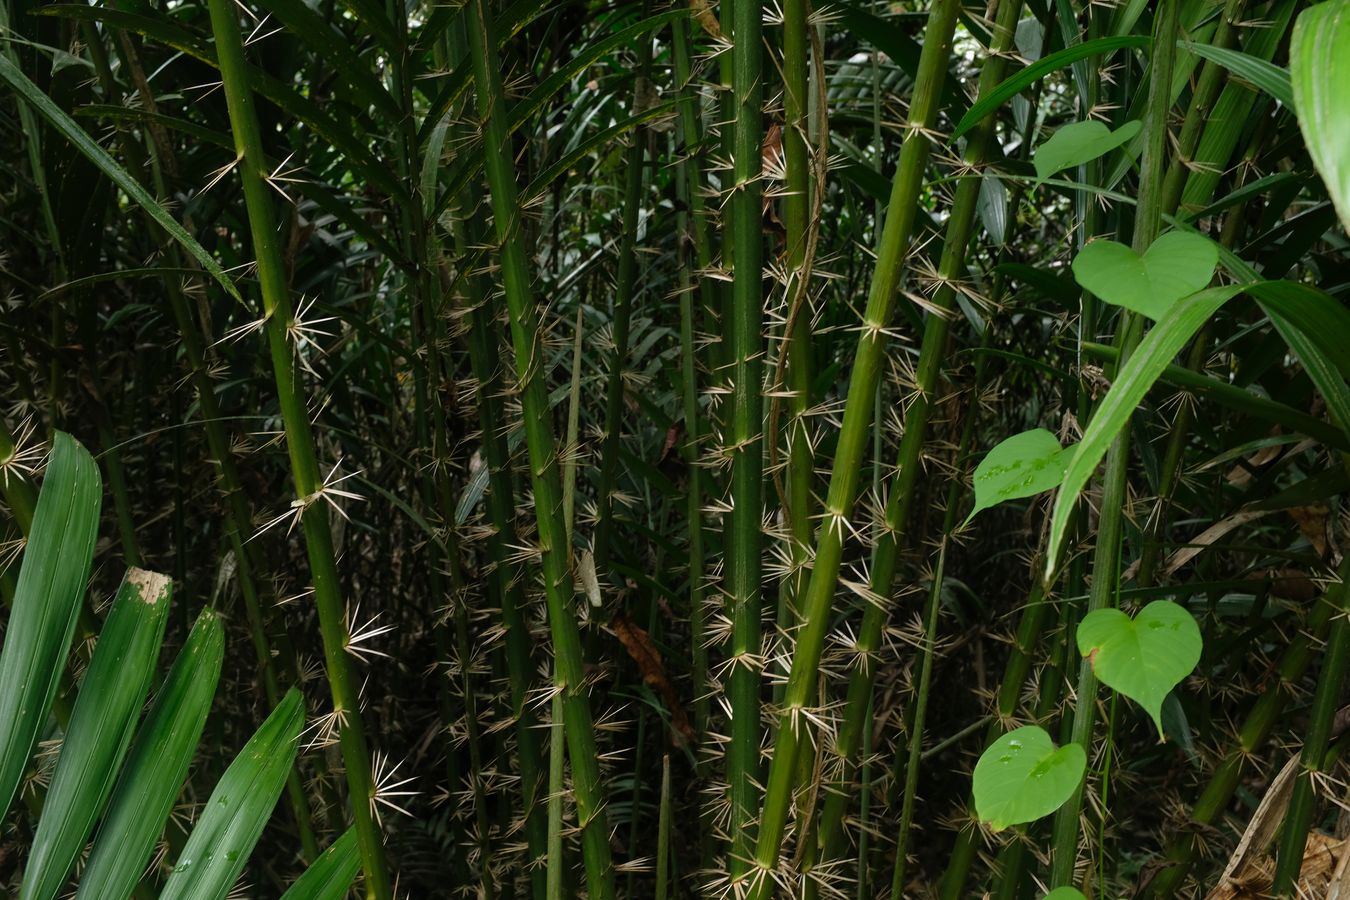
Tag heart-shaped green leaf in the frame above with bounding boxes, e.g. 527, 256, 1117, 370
1033, 119, 1141, 185
1076, 601, 1202, 737
973, 726, 1086, 831
967, 429, 1076, 524
1043, 889, 1088, 900
1071, 231, 1218, 319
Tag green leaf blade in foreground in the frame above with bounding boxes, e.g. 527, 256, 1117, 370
973, 726, 1086, 831
0, 55, 241, 302
967, 428, 1074, 524
21, 569, 172, 900
1291, 0, 1350, 231
279, 828, 361, 900
1044, 890, 1089, 900
1045, 285, 1247, 578
1076, 601, 1202, 737
1034, 119, 1140, 186
1071, 231, 1218, 319
77, 608, 224, 900
0, 431, 102, 820
158, 687, 304, 900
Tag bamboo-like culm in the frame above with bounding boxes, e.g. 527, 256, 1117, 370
745, 1, 962, 893
592, 28, 653, 574
464, 0, 615, 894
804, 0, 1023, 882
724, 0, 768, 882
202, 1, 393, 894
1049, 1, 1179, 886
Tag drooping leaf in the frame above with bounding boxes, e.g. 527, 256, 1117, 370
1033, 119, 1141, 185
278, 829, 361, 900
1291, 0, 1350, 231
157, 688, 305, 900
1046, 285, 1248, 577
1071, 231, 1218, 319
973, 726, 1086, 831
21, 569, 172, 900
0, 432, 102, 820
1077, 601, 1202, 737
0, 56, 241, 302
967, 429, 1075, 524
78, 609, 224, 900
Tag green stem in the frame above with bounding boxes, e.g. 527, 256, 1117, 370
592, 28, 653, 575
1271, 557, 1350, 893
203, 1, 391, 893
1049, 1, 1178, 885
807, 0, 1021, 875
725, 0, 767, 882
746, 2, 963, 892
465, 1, 615, 894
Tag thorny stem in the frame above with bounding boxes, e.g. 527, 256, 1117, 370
465, 0, 616, 894
203, 0, 393, 893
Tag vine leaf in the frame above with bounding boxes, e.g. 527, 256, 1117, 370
1071, 232, 1218, 319
1033, 119, 1141, 186
1077, 601, 1203, 738
972, 726, 1086, 831
1043, 890, 1088, 900
967, 429, 1075, 524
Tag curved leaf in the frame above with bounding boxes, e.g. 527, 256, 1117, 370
0, 56, 242, 302
1291, 0, 1350, 230
1034, 119, 1141, 186
1046, 285, 1248, 578
279, 829, 362, 900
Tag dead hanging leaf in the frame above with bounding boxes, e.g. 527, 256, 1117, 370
1287, 502, 1334, 561
688, 0, 720, 38
611, 612, 695, 748
1204, 753, 1350, 899
578, 550, 602, 608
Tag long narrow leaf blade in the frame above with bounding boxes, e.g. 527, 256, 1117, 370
1045, 286, 1248, 578
0, 432, 102, 819
0, 56, 241, 303
279, 829, 361, 900
21, 569, 172, 900
77, 608, 224, 900
1291, 0, 1350, 231
157, 688, 305, 900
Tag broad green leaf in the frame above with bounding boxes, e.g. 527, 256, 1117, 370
952, 35, 1151, 140
279, 829, 361, 900
158, 688, 305, 900
0, 432, 102, 820
1291, 0, 1350, 232
0, 56, 241, 303
1071, 232, 1218, 319
1034, 119, 1141, 185
21, 569, 172, 900
973, 726, 1085, 831
1046, 285, 1248, 577
1044, 890, 1088, 900
1182, 41, 1293, 108
967, 429, 1075, 524
1077, 601, 1202, 737
79, 609, 225, 900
